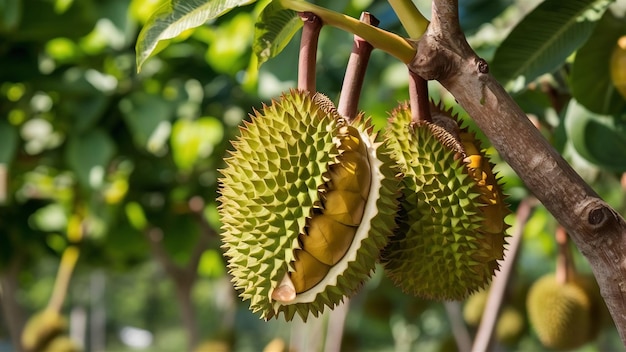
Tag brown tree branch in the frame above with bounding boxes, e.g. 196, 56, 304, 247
410, 0, 626, 343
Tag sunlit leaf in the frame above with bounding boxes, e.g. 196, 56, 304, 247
254, 0, 302, 67
491, 0, 611, 91
125, 202, 148, 231
65, 128, 116, 189
171, 117, 224, 171
197, 249, 226, 278
135, 0, 257, 72
570, 10, 626, 115
205, 13, 254, 74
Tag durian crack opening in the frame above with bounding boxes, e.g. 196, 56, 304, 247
270, 127, 381, 306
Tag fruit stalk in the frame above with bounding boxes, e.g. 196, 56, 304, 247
337, 12, 378, 120
298, 12, 323, 93
555, 225, 574, 285
408, 69, 431, 124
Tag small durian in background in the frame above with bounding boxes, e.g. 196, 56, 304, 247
526, 273, 594, 350
462, 289, 489, 327
496, 306, 526, 346
21, 309, 68, 352
218, 90, 400, 321
381, 102, 508, 300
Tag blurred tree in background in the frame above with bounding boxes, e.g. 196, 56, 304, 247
0, 0, 625, 351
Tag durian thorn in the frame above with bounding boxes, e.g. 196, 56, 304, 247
408, 69, 431, 125
298, 12, 323, 93
555, 225, 576, 285
337, 12, 378, 121
271, 273, 297, 303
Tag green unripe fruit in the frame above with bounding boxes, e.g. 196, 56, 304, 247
526, 274, 592, 350
496, 306, 525, 346
21, 309, 67, 352
610, 36, 626, 100
381, 102, 508, 300
463, 289, 489, 327
219, 90, 400, 321
43, 336, 81, 352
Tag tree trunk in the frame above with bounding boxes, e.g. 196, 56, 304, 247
0, 256, 25, 351
408, 0, 626, 343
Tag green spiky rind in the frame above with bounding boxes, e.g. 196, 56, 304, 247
382, 104, 501, 300
527, 274, 592, 350
219, 90, 341, 320
271, 116, 401, 321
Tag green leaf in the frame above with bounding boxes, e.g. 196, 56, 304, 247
65, 128, 116, 189
570, 10, 626, 115
125, 202, 148, 231
0, 0, 21, 31
119, 92, 174, 152
254, 0, 302, 67
135, 0, 256, 72
565, 100, 626, 172
0, 120, 19, 164
170, 117, 224, 171
491, 0, 612, 91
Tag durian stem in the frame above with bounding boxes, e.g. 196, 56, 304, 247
556, 225, 575, 285
408, 69, 431, 124
337, 12, 378, 121
298, 12, 322, 93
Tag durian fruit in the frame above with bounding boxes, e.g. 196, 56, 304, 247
43, 336, 81, 352
462, 289, 489, 327
219, 90, 400, 321
610, 35, 626, 99
526, 273, 593, 350
21, 309, 67, 352
381, 102, 508, 300
496, 306, 525, 346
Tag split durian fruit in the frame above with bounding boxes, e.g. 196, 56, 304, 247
382, 102, 508, 300
218, 90, 400, 321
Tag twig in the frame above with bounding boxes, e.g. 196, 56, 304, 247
555, 226, 575, 285
298, 12, 322, 93
337, 12, 378, 121
444, 301, 472, 352
471, 198, 534, 352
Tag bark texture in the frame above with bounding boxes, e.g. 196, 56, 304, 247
408, 0, 626, 344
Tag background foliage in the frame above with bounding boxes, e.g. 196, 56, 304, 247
1, 0, 625, 351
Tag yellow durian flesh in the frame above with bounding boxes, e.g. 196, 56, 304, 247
290, 249, 332, 293
300, 214, 358, 266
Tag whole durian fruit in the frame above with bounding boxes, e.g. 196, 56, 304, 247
381, 102, 508, 300
219, 90, 400, 321
21, 309, 67, 352
496, 305, 525, 346
463, 289, 489, 327
526, 273, 593, 350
